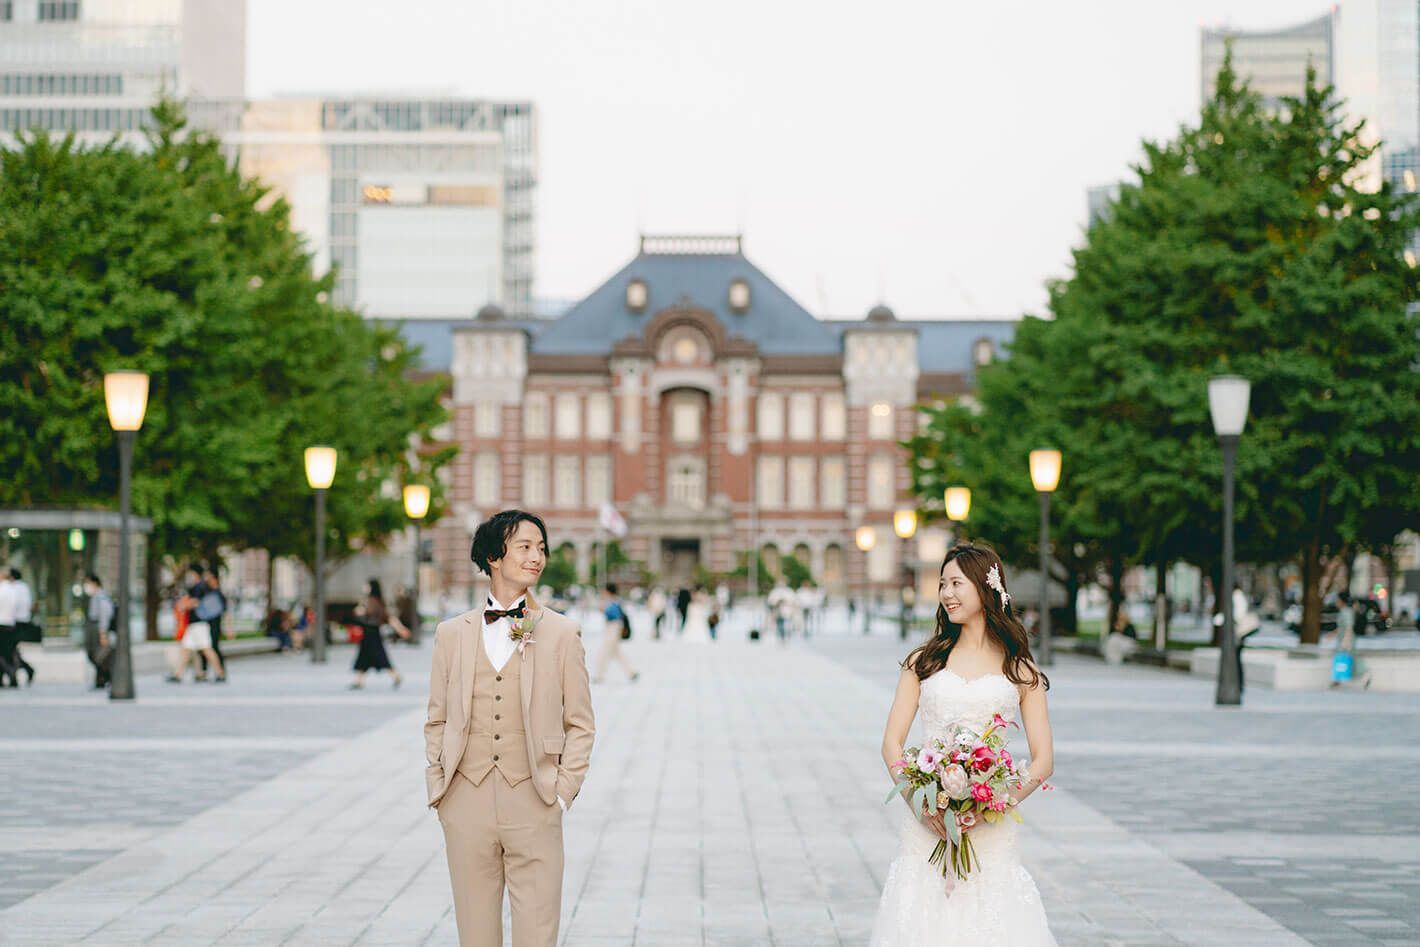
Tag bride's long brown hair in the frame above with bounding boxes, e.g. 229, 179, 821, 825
903, 542, 1049, 691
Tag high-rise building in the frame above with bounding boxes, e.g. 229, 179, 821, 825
0, 0, 245, 139
1200, 12, 1336, 109
1336, 0, 1420, 189
0, 4, 537, 317
226, 97, 536, 318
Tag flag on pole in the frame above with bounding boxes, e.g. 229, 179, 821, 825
599, 502, 628, 538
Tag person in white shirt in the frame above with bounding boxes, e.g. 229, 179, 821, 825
3, 567, 35, 685
0, 569, 18, 687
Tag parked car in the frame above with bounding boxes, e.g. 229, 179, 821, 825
1284, 603, 1338, 634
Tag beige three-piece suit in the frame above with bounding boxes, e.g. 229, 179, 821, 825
424, 594, 595, 946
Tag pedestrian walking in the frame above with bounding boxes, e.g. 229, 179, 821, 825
82, 573, 116, 689
197, 568, 228, 680
767, 577, 796, 645
6, 568, 36, 685
593, 583, 639, 683
675, 586, 691, 635
395, 585, 419, 645
166, 570, 226, 683
350, 579, 405, 689
647, 586, 667, 640
796, 581, 817, 638
0, 567, 20, 687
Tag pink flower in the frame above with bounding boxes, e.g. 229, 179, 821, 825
915, 747, 943, 774
889, 759, 908, 774
999, 749, 1014, 770
989, 799, 1008, 812
992, 712, 1017, 729
971, 782, 994, 803
951, 749, 970, 764
956, 810, 979, 830
971, 746, 996, 773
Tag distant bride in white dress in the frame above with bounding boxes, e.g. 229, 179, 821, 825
680, 586, 713, 644
872, 542, 1056, 946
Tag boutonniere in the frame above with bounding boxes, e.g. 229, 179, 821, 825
509, 610, 542, 654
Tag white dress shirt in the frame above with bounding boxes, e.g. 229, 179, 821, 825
480, 593, 566, 812
13, 581, 32, 622
481, 594, 525, 672
0, 580, 17, 627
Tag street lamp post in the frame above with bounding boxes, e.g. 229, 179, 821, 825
893, 509, 918, 641
1209, 375, 1251, 706
945, 486, 971, 541
304, 446, 337, 664
104, 371, 149, 701
403, 484, 431, 645
855, 525, 876, 636
1029, 450, 1062, 667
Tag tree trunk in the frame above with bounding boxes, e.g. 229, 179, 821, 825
1064, 571, 1080, 634
1106, 554, 1124, 638
1208, 564, 1223, 647
1300, 539, 1324, 645
265, 552, 276, 615
144, 544, 161, 642
1155, 560, 1170, 647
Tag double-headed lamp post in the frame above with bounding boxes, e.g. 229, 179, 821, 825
403, 484, 431, 644
1029, 449, 1062, 667
894, 509, 918, 641
945, 486, 971, 540
304, 446, 337, 664
855, 525, 876, 636
1208, 374, 1251, 706
104, 371, 149, 701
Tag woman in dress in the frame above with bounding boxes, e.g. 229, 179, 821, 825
680, 584, 714, 644
871, 543, 1055, 945
350, 579, 406, 689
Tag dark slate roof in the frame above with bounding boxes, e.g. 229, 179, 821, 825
824, 318, 1019, 376
531, 249, 842, 356
386, 317, 538, 372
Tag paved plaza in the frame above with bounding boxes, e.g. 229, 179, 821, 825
2, 611, 1418, 945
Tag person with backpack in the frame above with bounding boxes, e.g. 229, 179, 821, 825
82, 573, 116, 690
593, 583, 639, 683
197, 567, 228, 680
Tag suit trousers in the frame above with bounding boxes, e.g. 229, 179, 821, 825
439, 769, 563, 947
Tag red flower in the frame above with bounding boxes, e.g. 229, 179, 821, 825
971, 746, 996, 772
971, 782, 994, 803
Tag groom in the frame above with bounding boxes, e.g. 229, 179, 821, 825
424, 510, 595, 946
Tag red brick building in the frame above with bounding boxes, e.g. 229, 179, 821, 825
431, 235, 1015, 600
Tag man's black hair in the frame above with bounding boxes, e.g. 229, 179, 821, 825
605, 582, 619, 596
84, 572, 102, 586
8, 567, 20, 580
470, 510, 549, 576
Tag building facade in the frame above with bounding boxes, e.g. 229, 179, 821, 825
1200, 12, 1335, 108
0, 0, 244, 138
424, 235, 1016, 603
0, 3, 536, 318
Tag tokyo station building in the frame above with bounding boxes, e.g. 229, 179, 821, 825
425, 235, 1016, 599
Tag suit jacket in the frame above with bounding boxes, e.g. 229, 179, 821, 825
424, 592, 595, 810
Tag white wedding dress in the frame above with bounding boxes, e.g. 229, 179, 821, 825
870, 669, 1055, 946
680, 599, 712, 644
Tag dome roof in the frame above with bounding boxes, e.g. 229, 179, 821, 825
476, 303, 506, 322
867, 303, 896, 323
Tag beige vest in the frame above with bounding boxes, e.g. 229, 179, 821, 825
456, 631, 531, 787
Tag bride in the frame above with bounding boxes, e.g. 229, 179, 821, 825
871, 543, 1056, 945
680, 585, 714, 644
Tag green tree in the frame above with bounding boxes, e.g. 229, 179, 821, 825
0, 101, 453, 622
908, 59, 1420, 644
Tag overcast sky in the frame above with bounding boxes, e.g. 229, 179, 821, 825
248, 0, 1323, 320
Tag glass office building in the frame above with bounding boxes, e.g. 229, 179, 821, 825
1201, 12, 1335, 109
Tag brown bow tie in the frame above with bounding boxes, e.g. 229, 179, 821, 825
484, 604, 526, 624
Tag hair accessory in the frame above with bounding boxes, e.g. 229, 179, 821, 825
985, 564, 1010, 609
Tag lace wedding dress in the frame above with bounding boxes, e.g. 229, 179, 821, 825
870, 669, 1056, 946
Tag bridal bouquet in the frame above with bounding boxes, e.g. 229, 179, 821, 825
886, 713, 1035, 882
